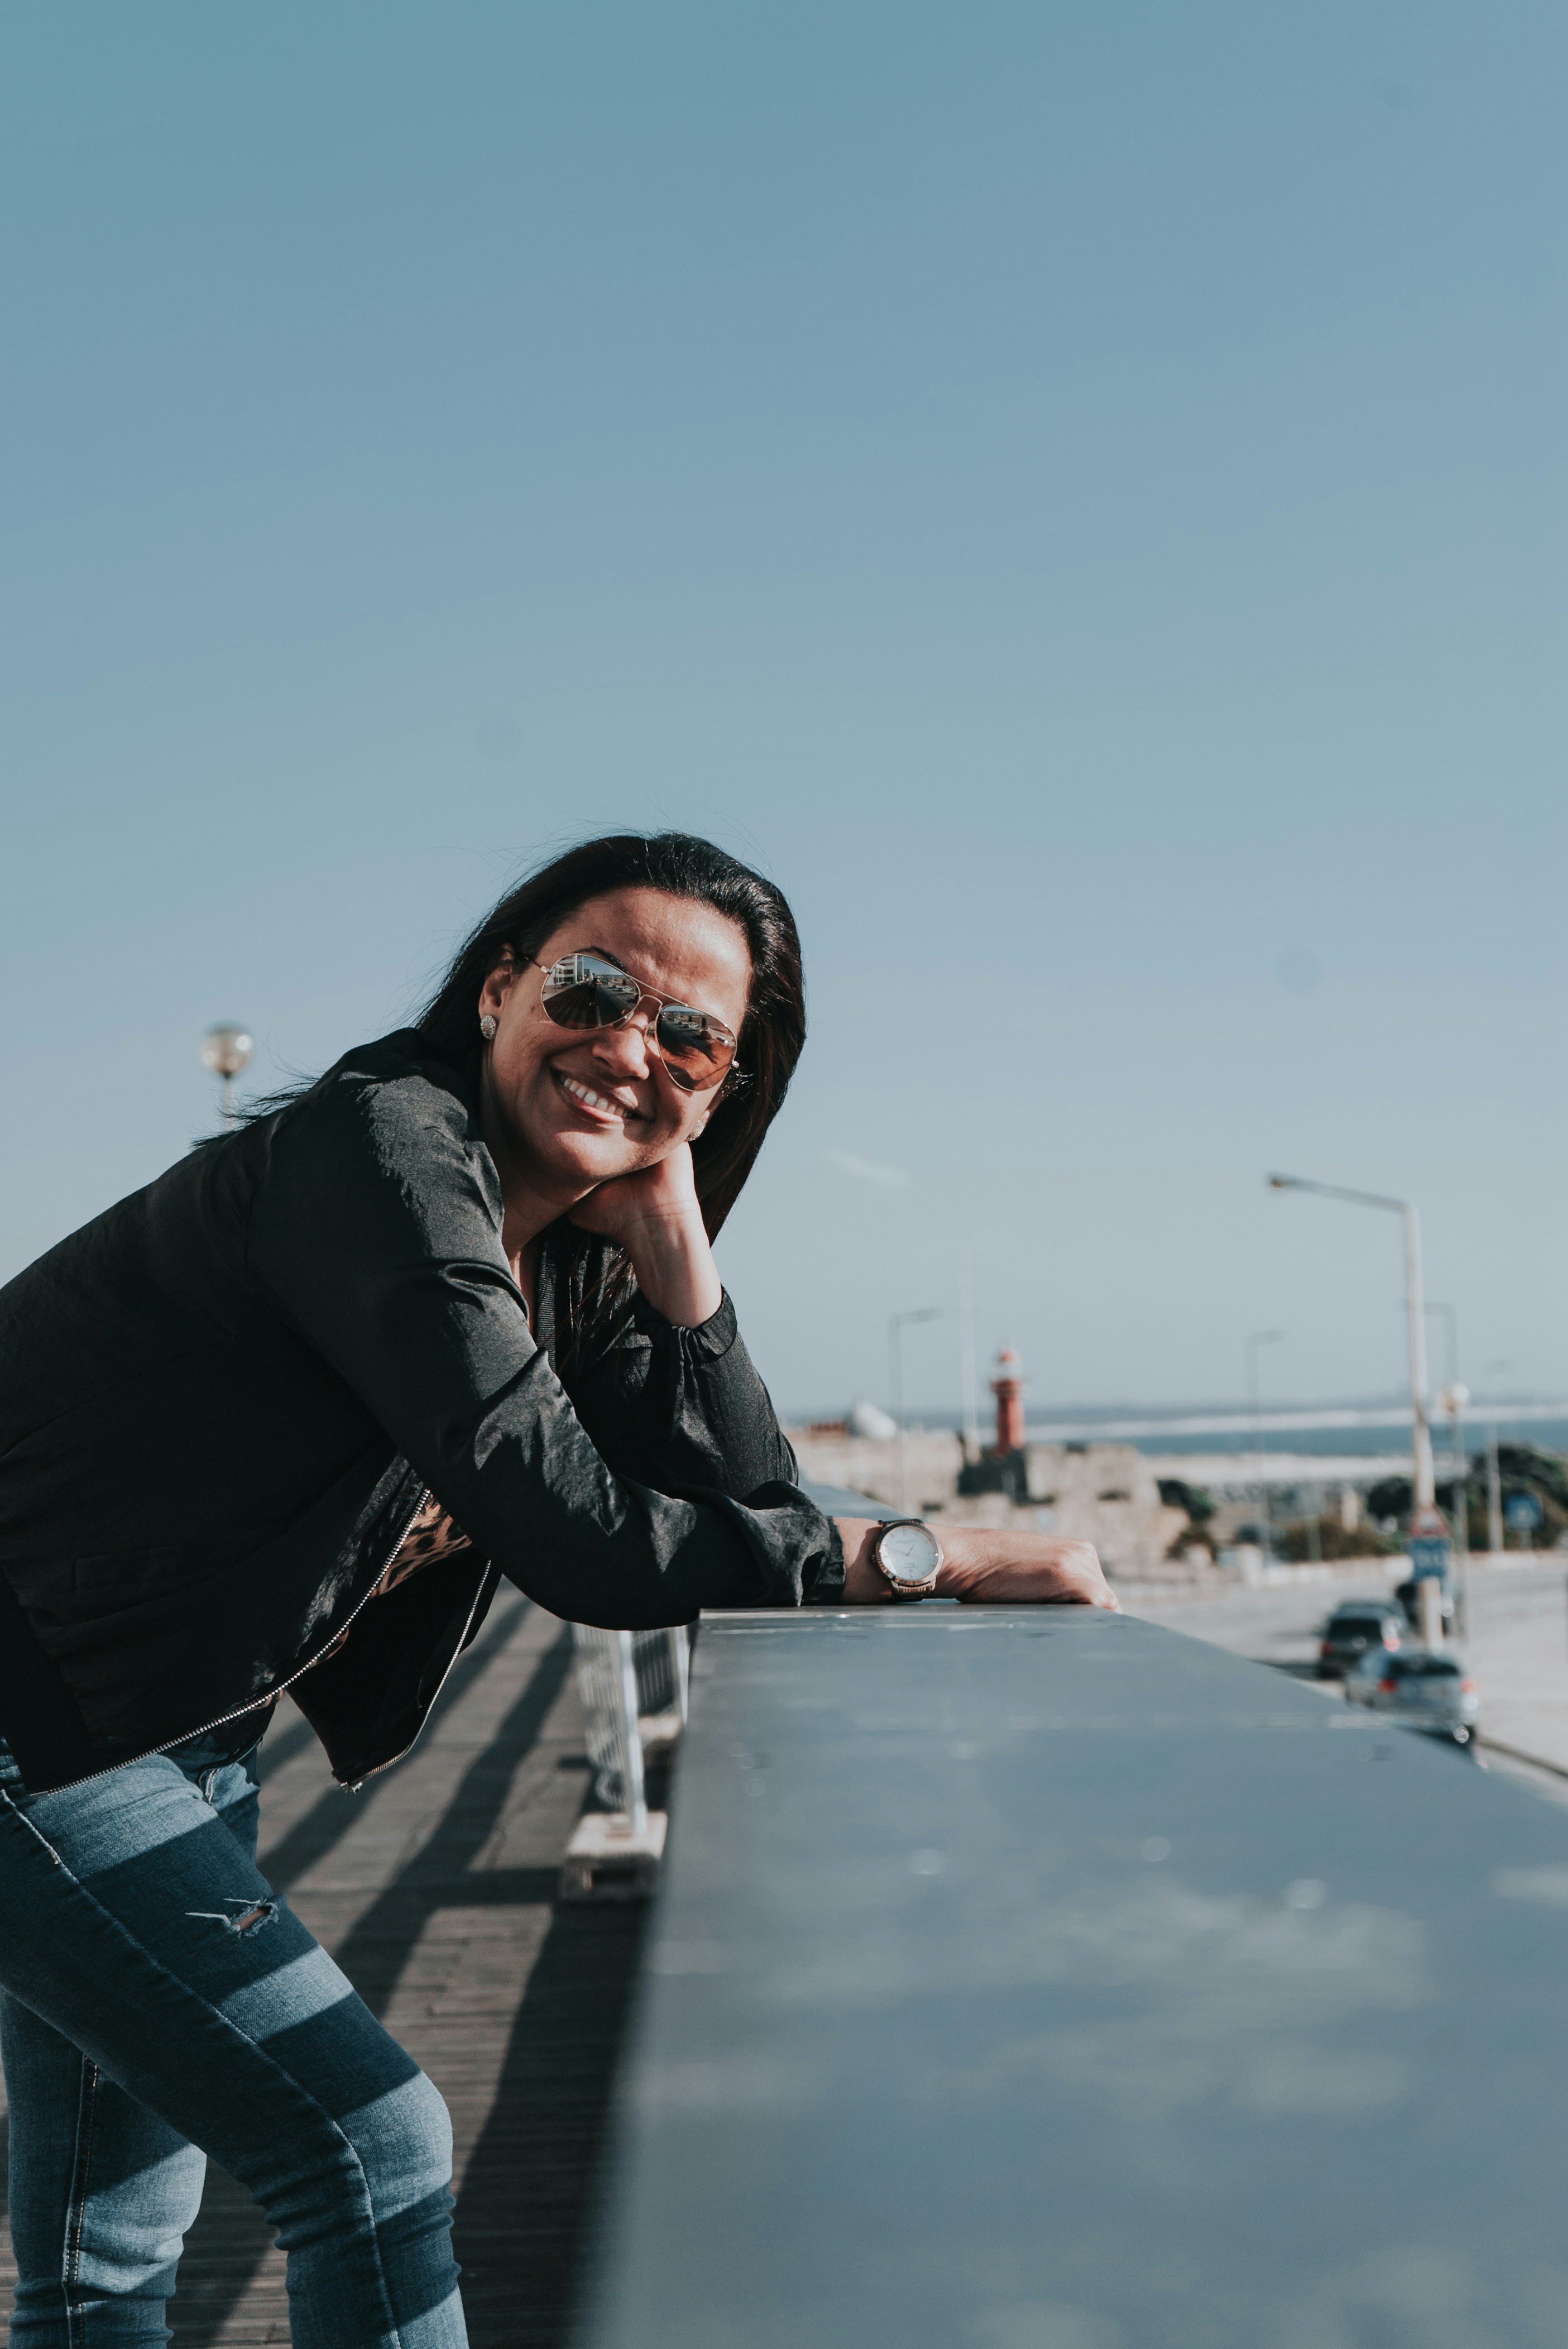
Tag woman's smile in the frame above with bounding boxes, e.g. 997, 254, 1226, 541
552, 1068, 649, 1125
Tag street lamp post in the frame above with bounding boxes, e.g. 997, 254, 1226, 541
1487, 1424, 1505, 1556
1269, 1174, 1442, 1644
202, 1023, 254, 1130
1483, 1361, 1510, 1559
1426, 1299, 1468, 1635
1437, 1382, 1470, 1637
1245, 1329, 1284, 1562
958, 1267, 980, 1460
888, 1308, 943, 1515
1424, 1300, 1459, 1394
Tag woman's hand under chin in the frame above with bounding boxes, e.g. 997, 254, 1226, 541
567, 1140, 701, 1243
568, 1144, 724, 1329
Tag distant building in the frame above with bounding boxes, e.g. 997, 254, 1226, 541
1019, 1443, 1190, 1578
787, 1347, 1191, 1577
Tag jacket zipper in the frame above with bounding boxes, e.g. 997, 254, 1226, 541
36, 1487, 433, 1797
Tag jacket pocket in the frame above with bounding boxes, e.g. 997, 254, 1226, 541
66, 1547, 207, 1617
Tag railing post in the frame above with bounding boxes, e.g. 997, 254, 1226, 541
668, 1623, 690, 1725
562, 1623, 670, 1897
616, 1628, 649, 1838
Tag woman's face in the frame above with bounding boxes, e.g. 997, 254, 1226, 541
477, 886, 752, 1202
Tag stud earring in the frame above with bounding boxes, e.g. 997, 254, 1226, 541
479, 1015, 497, 1041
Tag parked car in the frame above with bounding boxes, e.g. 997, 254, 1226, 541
1344, 1648, 1479, 1745
1394, 1576, 1456, 1635
1317, 1600, 1404, 1680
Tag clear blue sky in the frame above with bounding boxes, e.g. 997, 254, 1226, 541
3, 1, 1563, 1420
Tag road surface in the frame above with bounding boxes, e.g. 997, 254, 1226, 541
1129, 1556, 1568, 1805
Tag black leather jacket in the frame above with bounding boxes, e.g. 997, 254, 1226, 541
0, 1030, 842, 1793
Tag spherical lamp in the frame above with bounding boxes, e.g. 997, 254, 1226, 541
202, 1024, 253, 1128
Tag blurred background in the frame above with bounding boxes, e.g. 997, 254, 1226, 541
3, 0, 1564, 1436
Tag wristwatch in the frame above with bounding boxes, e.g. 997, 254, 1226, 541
869, 1518, 944, 1600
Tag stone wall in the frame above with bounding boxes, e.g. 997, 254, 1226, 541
1021, 1443, 1192, 1578
785, 1428, 1191, 1578
787, 1429, 963, 1516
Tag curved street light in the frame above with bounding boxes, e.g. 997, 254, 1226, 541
1269, 1174, 1448, 1644
1267, 1174, 1435, 1510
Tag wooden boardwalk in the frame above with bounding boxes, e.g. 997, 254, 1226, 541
1, 1594, 646, 2346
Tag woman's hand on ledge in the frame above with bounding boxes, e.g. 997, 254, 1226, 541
835, 1518, 1119, 1611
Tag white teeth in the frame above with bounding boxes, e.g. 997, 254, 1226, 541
559, 1074, 626, 1117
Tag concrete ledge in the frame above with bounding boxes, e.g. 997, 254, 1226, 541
583, 1604, 1568, 2347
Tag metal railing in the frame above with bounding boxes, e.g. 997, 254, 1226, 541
561, 1625, 687, 1897
562, 1480, 880, 1897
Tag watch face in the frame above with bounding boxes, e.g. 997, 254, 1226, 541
880, 1521, 941, 1583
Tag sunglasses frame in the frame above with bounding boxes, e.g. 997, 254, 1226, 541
526, 951, 743, 1097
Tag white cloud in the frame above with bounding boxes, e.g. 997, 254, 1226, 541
826, 1148, 910, 1190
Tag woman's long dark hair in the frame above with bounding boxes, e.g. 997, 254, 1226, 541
416, 831, 805, 1242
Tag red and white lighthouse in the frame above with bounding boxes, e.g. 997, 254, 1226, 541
990, 1345, 1026, 1457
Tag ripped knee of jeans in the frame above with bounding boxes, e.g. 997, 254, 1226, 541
186, 1897, 280, 1936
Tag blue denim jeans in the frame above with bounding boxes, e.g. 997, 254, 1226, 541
0, 1733, 467, 2347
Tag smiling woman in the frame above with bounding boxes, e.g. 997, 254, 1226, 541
0, 829, 1112, 2349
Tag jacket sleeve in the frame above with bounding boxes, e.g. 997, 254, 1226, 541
246, 1057, 845, 1626
554, 1274, 800, 1503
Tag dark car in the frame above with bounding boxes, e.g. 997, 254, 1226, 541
1317, 1600, 1404, 1680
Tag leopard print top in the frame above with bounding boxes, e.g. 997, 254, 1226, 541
373, 1490, 474, 1595
309, 1492, 473, 1669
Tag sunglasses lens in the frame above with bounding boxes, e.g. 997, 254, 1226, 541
541, 955, 640, 1030
539, 953, 737, 1092
656, 1007, 735, 1090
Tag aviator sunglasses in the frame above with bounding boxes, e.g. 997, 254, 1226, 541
530, 951, 741, 1094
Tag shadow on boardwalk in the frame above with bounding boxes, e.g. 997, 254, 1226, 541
145, 1600, 648, 2349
